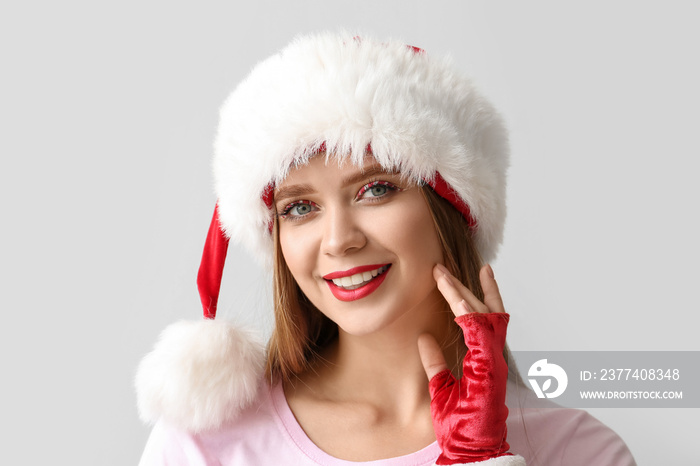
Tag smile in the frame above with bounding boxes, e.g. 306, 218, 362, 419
328, 265, 389, 289
322, 264, 391, 301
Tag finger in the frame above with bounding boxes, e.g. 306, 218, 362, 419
417, 333, 448, 380
480, 264, 506, 314
433, 269, 469, 316
433, 264, 488, 315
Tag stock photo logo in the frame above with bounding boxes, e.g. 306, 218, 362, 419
528, 359, 569, 399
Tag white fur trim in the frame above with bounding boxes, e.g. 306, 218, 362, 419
135, 320, 265, 433
214, 31, 509, 265
440, 454, 526, 465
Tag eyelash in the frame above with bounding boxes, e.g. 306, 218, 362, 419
278, 200, 318, 220
277, 180, 402, 221
355, 180, 401, 200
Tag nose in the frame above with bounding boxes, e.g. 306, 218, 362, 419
320, 206, 367, 256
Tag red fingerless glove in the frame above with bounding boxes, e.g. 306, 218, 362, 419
429, 312, 512, 465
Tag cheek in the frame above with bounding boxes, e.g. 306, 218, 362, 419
378, 201, 443, 264
279, 226, 317, 285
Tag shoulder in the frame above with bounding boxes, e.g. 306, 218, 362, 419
138, 383, 289, 466
506, 382, 636, 466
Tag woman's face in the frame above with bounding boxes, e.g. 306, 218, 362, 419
275, 155, 444, 337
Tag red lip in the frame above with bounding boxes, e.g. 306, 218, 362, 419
324, 265, 391, 302
322, 264, 390, 280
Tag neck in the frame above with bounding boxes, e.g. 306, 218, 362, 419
297, 289, 458, 419
282, 290, 462, 460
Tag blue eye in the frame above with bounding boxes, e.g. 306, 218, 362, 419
279, 200, 317, 219
357, 180, 398, 199
290, 203, 312, 216
368, 185, 388, 196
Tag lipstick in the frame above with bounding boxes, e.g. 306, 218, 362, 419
323, 264, 391, 302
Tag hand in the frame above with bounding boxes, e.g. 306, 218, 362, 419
418, 264, 512, 465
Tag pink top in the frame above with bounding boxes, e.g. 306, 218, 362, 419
139, 382, 636, 466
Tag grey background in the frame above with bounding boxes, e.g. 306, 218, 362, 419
2, 1, 697, 465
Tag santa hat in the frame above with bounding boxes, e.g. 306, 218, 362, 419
136, 31, 509, 433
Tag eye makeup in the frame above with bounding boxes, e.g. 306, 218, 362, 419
355, 179, 404, 200
278, 200, 318, 220
276, 177, 407, 222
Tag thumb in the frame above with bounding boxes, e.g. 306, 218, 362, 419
418, 333, 449, 380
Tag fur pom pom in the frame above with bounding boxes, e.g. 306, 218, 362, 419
135, 320, 265, 433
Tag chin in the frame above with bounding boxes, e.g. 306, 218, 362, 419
336, 320, 392, 338
309, 279, 441, 338
333, 302, 425, 339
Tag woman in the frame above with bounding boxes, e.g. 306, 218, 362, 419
136, 32, 634, 465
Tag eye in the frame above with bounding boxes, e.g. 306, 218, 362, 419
278, 200, 318, 220
356, 180, 399, 200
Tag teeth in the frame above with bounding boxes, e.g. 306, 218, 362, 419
331, 266, 388, 290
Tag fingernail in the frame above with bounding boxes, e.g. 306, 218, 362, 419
441, 272, 453, 287
435, 263, 449, 275
435, 264, 452, 281
486, 264, 495, 279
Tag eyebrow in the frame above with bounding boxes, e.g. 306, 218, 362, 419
274, 184, 316, 207
341, 164, 392, 187
274, 164, 398, 206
